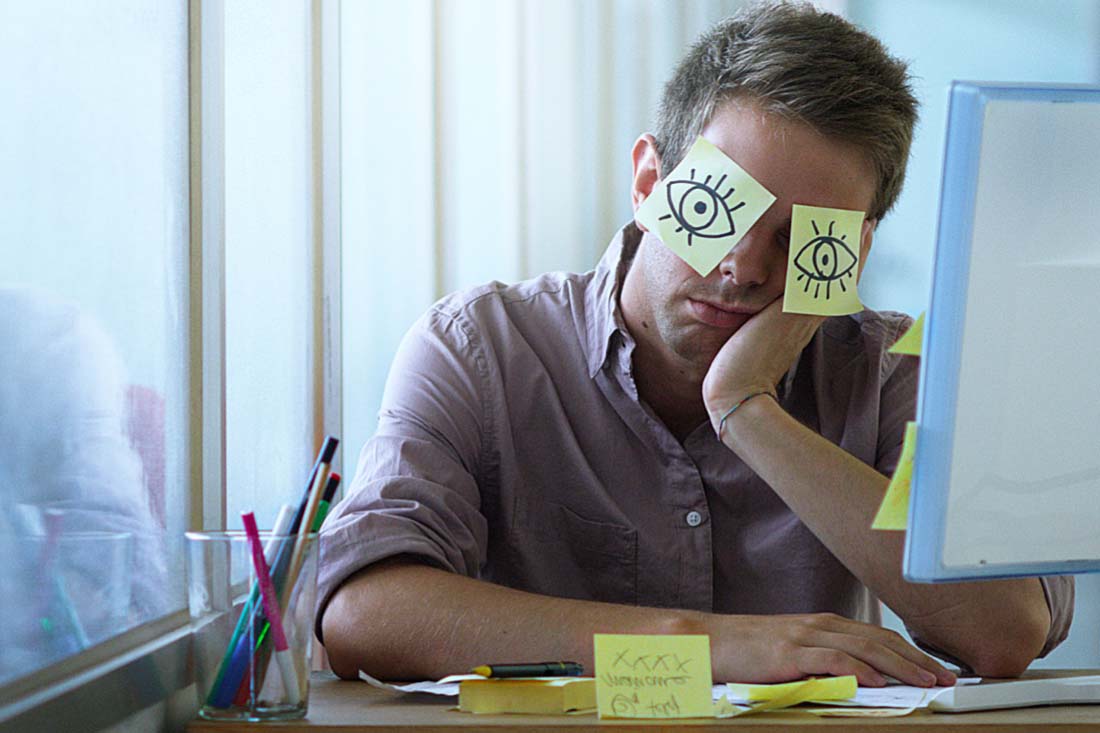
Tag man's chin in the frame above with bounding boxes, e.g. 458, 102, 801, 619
667, 329, 732, 370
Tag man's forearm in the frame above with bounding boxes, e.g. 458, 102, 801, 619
719, 395, 1050, 677
321, 558, 696, 681
322, 556, 955, 685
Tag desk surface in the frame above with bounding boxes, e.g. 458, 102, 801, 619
187, 672, 1100, 732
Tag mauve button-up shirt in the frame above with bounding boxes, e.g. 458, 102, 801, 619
318, 223, 1072, 663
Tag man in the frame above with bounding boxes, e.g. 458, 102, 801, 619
318, 2, 1072, 684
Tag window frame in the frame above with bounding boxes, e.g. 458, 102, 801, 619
0, 0, 341, 728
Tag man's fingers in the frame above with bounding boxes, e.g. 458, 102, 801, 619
814, 630, 939, 687
825, 616, 956, 685
860, 626, 957, 686
796, 647, 885, 687
809, 615, 956, 686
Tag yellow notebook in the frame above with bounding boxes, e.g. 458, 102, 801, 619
458, 677, 596, 714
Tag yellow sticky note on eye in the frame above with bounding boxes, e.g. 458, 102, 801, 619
594, 634, 713, 718
635, 137, 776, 277
872, 421, 917, 530
783, 204, 865, 316
889, 312, 924, 356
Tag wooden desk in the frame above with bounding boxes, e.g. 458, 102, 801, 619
187, 672, 1100, 732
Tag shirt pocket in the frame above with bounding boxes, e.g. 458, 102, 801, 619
498, 501, 638, 606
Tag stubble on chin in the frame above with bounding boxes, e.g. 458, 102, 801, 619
652, 308, 726, 378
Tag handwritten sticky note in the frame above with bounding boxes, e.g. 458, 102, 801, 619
783, 204, 865, 316
872, 421, 917, 530
889, 312, 924, 356
594, 634, 713, 718
726, 676, 857, 704
636, 136, 776, 277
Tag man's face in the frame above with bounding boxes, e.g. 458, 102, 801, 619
625, 100, 878, 372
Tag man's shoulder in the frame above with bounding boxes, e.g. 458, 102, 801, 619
427, 269, 598, 331
820, 308, 913, 353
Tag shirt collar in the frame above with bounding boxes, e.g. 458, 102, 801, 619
584, 222, 642, 379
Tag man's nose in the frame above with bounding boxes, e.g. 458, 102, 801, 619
717, 232, 770, 287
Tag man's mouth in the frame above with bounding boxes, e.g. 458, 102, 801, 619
687, 299, 758, 329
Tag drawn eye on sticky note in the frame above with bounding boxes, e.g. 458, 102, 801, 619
636, 136, 776, 277
783, 204, 865, 316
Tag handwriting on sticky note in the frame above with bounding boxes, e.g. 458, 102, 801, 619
636, 136, 776, 277
783, 204, 865, 316
889, 312, 924, 356
593, 634, 713, 718
872, 421, 917, 530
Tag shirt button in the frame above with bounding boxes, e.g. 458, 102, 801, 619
685, 510, 703, 527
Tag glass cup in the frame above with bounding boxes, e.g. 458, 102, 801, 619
185, 530, 319, 721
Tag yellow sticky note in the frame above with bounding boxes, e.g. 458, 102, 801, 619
889, 312, 924, 356
726, 676, 857, 704
783, 204, 865, 315
872, 421, 917, 530
636, 136, 776, 277
593, 634, 713, 719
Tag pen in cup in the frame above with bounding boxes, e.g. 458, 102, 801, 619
241, 511, 300, 705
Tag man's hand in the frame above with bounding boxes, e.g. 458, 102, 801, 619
709, 612, 956, 687
701, 298, 823, 432
702, 218, 875, 435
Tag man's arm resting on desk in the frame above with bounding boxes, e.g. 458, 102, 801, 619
321, 556, 954, 686
700, 303, 1054, 679
712, 394, 1051, 678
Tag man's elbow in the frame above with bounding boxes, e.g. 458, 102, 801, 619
966, 612, 1049, 679
320, 586, 363, 680
319, 559, 433, 680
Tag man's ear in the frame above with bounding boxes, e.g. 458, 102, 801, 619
631, 133, 662, 232
857, 217, 877, 279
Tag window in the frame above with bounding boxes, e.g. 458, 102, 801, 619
0, 0, 337, 714
0, 1, 189, 686
224, 0, 317, 530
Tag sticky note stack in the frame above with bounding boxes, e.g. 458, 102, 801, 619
458, 677, 596, 715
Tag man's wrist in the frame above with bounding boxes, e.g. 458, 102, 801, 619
708, 389, 777, 439
711, 390, 782, 450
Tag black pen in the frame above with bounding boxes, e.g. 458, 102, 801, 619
471, 661, 584, 678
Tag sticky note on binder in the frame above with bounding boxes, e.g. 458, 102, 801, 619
873, 421, 917, 530
594, 634, 713, 718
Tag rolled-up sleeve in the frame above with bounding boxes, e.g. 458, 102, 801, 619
315, 306, 492, 638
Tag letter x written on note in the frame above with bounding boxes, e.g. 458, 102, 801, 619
593, 634, 713, 718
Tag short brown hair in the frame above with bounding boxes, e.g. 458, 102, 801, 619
654, 2, 917, 221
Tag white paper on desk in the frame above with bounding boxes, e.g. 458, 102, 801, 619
358, 669, 481, 696
715, 678, 980, 709
814, 678, 981, 709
